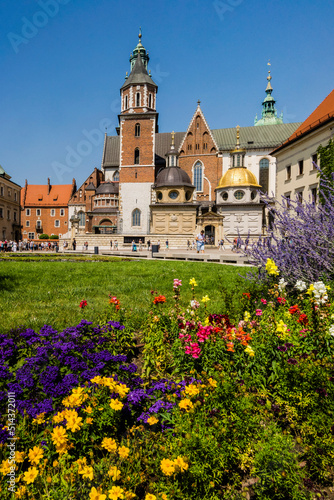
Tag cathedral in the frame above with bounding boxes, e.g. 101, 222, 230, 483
67, 32, 301, 245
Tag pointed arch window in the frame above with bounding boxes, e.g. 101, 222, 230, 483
124, 95, 128, 110
136, 93, 141, 107
132, 208, 141, 226
113, 170, 119, 182
134, 148, 140, 165
259, 158, 269, 194
149, 94, 152, 108
193, 161, 203, 192
135, 123, 141, 137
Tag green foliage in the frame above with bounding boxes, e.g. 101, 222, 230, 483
317, 138, 334, 202
50, 234, 59, 239
38, 234, 49, 239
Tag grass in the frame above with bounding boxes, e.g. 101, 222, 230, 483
0, 255, 252, 333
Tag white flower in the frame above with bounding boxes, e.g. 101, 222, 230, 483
329, 325, 334, 337
278, 278, 287, 292
311, 281, 328, 306
295, 280, 307, 291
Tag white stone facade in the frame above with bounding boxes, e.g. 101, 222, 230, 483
120, 182, 152, 234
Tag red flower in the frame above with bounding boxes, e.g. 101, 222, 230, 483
109, 296, 121, 310
242, 293, 250, 299
297, 313, 309, 326
79, 300, 88, 309
153, 295, 166, 305
289, 304, 300, 315
277, 297, 287, 305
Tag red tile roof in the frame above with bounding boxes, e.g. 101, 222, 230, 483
21, 183, 74, 206
272, 89, 334, 153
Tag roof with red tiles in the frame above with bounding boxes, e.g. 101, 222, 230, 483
21, 181, 76, 207
272, 89, 334, 154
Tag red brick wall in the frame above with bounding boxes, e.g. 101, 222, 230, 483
21, 206, 69, 239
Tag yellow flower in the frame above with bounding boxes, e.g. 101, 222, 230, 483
89, 486, 107, 500
108, 466, 121, 481
147, 416, 159, 425
110, 399, 123, 411
51, 426, 68, 446
244, 345, 255, 357
84, 406, 93, 414
102, 437, 118, 453
0, 459, 11, 475
53, 411, 65, 423
118, 446, 130, 459
15, 485, 27, 498
201, 295, 210, 303
75, 457, 87, 473
28, 446, 44, 466
161, 495, 168, 500
86, 417, 93, 424
189, 277, 198, 287
108, 486, 124, 499
55, 442, 69, 455
66, 414, 83, 433
160, 458, 175, 476
115, 383, 130, 398
265, 258, 279, 276
276, 320, 288, 336
185, 384, 200, 397
178, 399, 193, 412
79, 465, 94, 480
173, 456, 189, 472
91, 375, 103, 384
32, 412, 46, 424
207, 378, 217, 388
53, 460, 59, 467
244, 311, 250, 322
145, 495, 157, 500
62, 393, 82, 407
23, 466, 39, 484
307, 284, 315, 295
15, 451, 25, 463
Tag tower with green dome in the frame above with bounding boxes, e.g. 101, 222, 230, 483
254, 61, 283, 126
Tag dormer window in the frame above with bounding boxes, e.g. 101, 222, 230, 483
135, 123, 141, 137
136, 93, 140, 107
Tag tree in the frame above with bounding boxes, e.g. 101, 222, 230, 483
317, 138, 334, 202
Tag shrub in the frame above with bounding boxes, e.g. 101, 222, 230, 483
50, 234, 59, 240
38, 234, 49, 239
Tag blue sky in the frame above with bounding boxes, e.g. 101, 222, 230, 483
1, 0, 333, 186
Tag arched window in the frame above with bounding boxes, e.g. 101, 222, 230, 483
124, 95, 128, 110
149, 94, 152, 108
135, 123, 140, 137
134, 148, 140, 165
78, 211, 85, 226
132, 209, 141, 226
113, 170, 119, 182
193, 161, 203, 192
259, 158, 269, 194
136, 93, 140, 107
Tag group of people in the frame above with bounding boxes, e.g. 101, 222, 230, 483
0, 240, 59, 252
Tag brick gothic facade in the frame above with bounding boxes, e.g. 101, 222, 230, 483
67, 34, 302, 242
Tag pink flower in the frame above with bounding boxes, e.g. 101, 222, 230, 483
185, 342, 201, 358
261, 299, 267, 305
173, 279, 182, 289
197, 325, 213, 342
255, 309, 263, 316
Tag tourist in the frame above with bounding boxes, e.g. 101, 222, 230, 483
187, 239, 191, 250
114, 240, 118, 250
157, 240, 161, 251
139, 239, 142, 251
165, 239, 169, 250
72, 239, 76, 251
196, 230, 205, 254
110, 240, 113, 250
147, 240, 151, 250
131, 240, 136, 251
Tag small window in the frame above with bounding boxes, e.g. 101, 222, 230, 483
157, 192, 163, 201
7, 210, 10, 220
36, 209, 41, 216
285, 194, 291, 208
296, 191, 303, 203
55, 220, 60, 227
0, 208, 3, 218
286, 165, 291, 180
8, 190, 11, 197
50, 209, 55, 216
222, 192, 228, 201
60, 209, 65, 216
298, 160, 304, 176
251, 190, 257, 200
125, 95, 128, 109
311, 187, 317, 205
187, 144, 192, 151
14, 192, 17, 201
149, 94, 152, 108
28, 232, 35, 240
193, 162, 203, 192
26, 221, 30, 227
169, 191, 179, 200
311, 154, 318, 169
134, 148, 140, 165
36, 220, 42, 229
0, 187, 3, 196
14, 212, 17, 222
135, 123, 140, 137
26, 209, 31, 216
132, 209, 141, 226
113, 170, 119, 182
136, 93, 140, 107
185, 191, 192, 201
234, 190, 245, 200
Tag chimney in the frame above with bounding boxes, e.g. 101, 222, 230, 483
47, 178, 51, 194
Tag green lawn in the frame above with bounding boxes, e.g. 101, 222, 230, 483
0, 256, 252, 333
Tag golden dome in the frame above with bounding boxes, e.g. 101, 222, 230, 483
217, 167, 261, 189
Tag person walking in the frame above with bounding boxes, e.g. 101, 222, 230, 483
114, 240, 118, 250
187, 239, 191, 250
165, 239, 169, 250
110, 240, 113, 250
196, 230, 205, 254
147, 240, 151, 251
72, 239, 76, 251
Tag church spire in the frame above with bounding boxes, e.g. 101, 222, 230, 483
254, 61, 283, 126
129, 28, 150, 70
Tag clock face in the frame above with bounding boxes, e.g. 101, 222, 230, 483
169, 191, 179, 200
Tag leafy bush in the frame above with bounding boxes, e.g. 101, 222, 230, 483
38, 234, 49, 239
50, 234, 59, 240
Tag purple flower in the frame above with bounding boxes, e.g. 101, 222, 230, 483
287, 358, 298, 365
277, 345, 287, 352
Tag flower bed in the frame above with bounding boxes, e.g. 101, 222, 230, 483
1, 264, 334, 499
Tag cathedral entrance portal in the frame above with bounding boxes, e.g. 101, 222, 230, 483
204, 225, 215, 245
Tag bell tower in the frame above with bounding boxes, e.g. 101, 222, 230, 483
118, 31, 159, 235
